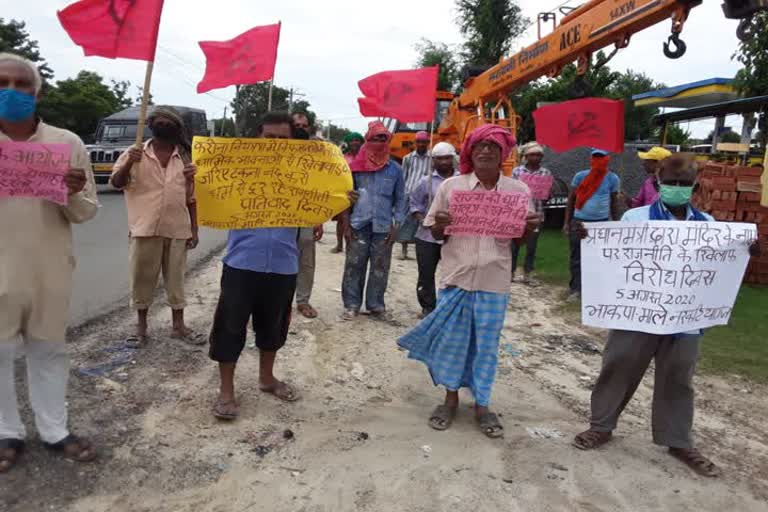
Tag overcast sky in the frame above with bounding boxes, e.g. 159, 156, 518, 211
5, 0, 749, 139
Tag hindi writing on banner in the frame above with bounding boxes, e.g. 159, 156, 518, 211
446, 190, 529, 239
0, 141, 71, 205
192, 137, 353, 229
581, 221, 757, 335
518, 173, 554, 200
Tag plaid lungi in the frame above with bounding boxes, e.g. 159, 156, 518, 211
397, 287, 509, 406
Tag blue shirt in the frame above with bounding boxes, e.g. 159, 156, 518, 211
621, 203, 714, 222
350, 160, 408, 233
571, 170, 620, 221
223, 228, 299, 275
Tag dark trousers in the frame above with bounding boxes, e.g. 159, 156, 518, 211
415, 239, 442, 312
569, 219, 607, 292
590, 330, 700, 449
511, 229, 541, 275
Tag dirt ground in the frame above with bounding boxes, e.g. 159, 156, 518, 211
3, 224, 768, 512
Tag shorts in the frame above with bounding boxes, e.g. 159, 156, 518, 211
208, 264, 297, 363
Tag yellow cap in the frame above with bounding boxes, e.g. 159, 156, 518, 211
638, 147, 672, 161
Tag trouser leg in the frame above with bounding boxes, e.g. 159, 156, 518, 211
365, 232, 393, 312
651, 335, 700, 449
162, 238, 188, 310
25, 340, 70, 444
0, 338, 26, 440
295, 234, 316, 305
511, 241, 521, 277
568, 223, 582, 292
524, 229, 541, 274
415, 239, 441, 311
129, 236, 163, 310
590, 330, 659, 432
342, 227, 372, 310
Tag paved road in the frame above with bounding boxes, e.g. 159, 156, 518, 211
69, 187, 227, 326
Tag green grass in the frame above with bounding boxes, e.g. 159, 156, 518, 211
518, 229, 768, 383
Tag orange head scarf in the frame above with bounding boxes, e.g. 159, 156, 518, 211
575, 155, 610, 210
349, 121, 392, 172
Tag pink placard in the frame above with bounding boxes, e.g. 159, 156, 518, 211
0, 141, 71, 205
518, 173, 553, 200
446, 190, 529, 239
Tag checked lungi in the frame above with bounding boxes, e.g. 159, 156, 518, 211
398, 287, 509, 406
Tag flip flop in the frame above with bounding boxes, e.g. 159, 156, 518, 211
259, 381, 300, 402
0, 439, 25, 473
428, 405, 457, 431
171, 330, 207, 346
573, 430, 613, 450
43, 434, 97, 463
297, 304, 318, 319
477, 412, 504, 438
125, 335, 148, 348
212, 399, 239, 421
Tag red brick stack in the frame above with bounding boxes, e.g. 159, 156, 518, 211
694, 163, 768, 285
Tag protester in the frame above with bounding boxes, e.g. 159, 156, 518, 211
409, 142, 457, 317
398, 124, 539, 438
627, 146, 672, 208
111, 106, 199, 346
333, 132, 365, 254
207, 112, 302, 420
511, 142, 552, 285
572, 154, 762, 477
563, 149, 620, 300
0, 53, 99, 470
398, 130, 432, 260
342, 121, 407, 320
291, 112, 323, 319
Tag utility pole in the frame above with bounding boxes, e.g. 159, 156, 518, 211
220, 105, 227, 136
234, 85, 241, 137
288, 87, 306, 113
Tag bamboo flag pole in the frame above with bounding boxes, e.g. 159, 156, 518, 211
267, 79, 274, 111
134, 60, 155, 147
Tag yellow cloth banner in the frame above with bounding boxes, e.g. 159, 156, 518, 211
192, 137, 353, 229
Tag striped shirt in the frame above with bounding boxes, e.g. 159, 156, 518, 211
424, 173, 534, 294
402, 150, 432, 195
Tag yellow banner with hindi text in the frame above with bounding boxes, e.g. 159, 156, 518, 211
192, 137, 353, 229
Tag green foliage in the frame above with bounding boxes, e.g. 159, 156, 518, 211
733, 12, 768, 147
232, 83, 317, 137
0, 18, 53, 82
707, 128, 742, 144
455, 0, 529, 67
37, 71, 134, 140
213, 117, 236, 137
665, 124, 691, 146
316, 121, 352, 144
609, 70, 661, 142
414, 39, 461, 92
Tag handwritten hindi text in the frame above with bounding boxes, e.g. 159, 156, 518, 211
0, 141, 71, 205
446, 190, 529, 239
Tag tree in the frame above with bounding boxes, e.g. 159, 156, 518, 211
665, 124, 691, 146
707, 128, 742, 144
232, 83, 316, 136
111, 80, 134, 110
0, 18, 53, 82
607, 70, 664, 142
415, 39, 461, 92
37, 71, 130, 140
213, 117, 236, 137
455, 0, 529, 67
733, 12, 768, 148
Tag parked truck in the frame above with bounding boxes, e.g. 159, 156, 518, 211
87, 105, 209, 184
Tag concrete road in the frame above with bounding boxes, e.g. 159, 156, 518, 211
69, 187, 227, 326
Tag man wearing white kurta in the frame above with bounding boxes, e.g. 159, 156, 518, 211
0, 53, 99, 472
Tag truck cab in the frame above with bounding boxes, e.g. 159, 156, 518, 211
87, 105, 209, 184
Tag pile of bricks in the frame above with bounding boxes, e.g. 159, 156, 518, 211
695, 162, 768, 285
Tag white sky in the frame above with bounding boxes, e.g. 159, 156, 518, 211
4, 0, 749, 139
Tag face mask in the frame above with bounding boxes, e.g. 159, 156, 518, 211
0, 89, 36, 122
151, 124, 179, 140
293, 127, 310, 140
591, 157, 608, 173
659, 184, 693, 207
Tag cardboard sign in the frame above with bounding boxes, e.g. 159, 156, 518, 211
446, 190, 529, 239
0, 141, 71, 205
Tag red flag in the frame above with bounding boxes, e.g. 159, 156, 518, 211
357, 67, 439, 122
58, 0, 164, 61
532, 98, 625, 153
196, 24, 281, 94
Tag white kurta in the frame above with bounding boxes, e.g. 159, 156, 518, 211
0, 121, 99, 342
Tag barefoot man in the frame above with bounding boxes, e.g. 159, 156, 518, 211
0, 53, 99, 471
572, 154, 762, 477
398, 125, 539, 438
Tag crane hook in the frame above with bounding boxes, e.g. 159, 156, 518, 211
736, 17, 754, 42
663, 33, 687, 59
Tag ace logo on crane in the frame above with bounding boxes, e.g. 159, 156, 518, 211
560, 25, 582, 50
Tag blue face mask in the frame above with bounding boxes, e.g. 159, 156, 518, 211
0, 89, 36, 122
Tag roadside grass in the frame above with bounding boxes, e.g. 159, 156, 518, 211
519, 229, 768, 383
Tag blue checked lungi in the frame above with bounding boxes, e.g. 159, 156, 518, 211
397, 287, 509, 406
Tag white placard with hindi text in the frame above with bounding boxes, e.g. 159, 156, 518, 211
581, 221, 756, 335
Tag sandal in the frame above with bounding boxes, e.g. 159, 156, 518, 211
573, 429, 613, 450
669, 447, 722, 478
212, 399, 239, 421
260, 381, 300, 402
477, 412, 504, 438
428, 405, 457, 431
43, 434, 97, 463
0, 438, 25, 473
297, 304, 318, 319
125, 335, 148, 348
171, 329, 207, 346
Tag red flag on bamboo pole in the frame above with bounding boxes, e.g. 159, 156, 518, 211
196, 23, 281, 94
532, 98, 625, 153
58, 0, 165, 61
357, 66, 439, 122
